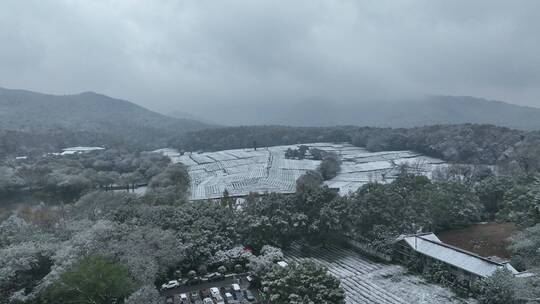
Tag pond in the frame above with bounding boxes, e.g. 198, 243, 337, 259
438, 222, 517, 259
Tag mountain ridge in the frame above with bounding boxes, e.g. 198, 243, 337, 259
0, 86, 213, 149
189, 95, 540, 130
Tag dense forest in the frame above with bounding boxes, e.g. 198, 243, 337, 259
0, 150, 172, 201
3, 163, 540, 303
5, 123, 539, 175
3, 123, 540, 303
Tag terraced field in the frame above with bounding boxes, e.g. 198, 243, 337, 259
286, 245, 476, 304
156, 143, 446, 200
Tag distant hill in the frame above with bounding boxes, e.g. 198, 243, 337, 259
169, 110, 218, 125
0, 87, 213, 150
194, 96, 540, 130
378, 96, 540, 130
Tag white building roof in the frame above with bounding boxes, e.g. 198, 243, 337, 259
60, 146, 105, 155
277, 261, 289, 268
62, 146, 104, 151
400, 233, 518, 278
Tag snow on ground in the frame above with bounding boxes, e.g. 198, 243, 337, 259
286, 245, 476, 304
157, 143, 446, 200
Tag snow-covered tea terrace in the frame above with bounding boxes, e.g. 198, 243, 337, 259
157, 143, 446, 201
286, 245, 476, 304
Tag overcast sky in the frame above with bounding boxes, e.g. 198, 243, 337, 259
1, 0, 539, 117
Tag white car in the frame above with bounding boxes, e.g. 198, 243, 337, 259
225, 292, 234, 302
179, 293, 189, 303
214, 295, 225, 304
232, 283, 241, 292
203, 298, 214, 304
161, 280, 180, 290
210, 287, 220, 297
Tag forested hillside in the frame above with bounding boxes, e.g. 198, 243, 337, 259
172, 124, 540, 172
0, 87, 213, 152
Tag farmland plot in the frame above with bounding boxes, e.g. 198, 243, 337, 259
286, 245, 476, 304
158, 143, 446, 200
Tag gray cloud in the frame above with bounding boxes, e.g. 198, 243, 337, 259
1, 0, 539, 121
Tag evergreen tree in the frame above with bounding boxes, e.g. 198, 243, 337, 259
43, 255, 135, 304
262, 261, 345, 304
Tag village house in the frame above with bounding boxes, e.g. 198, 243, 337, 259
393, 232, 533, 289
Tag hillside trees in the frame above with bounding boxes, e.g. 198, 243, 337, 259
346, 173, 483, 247
296, 170, 323, 192
172, 124, 534, 169
109, 200, 239, 271
0, 241, 55, 303
171, 126, 353, 152
43, 255, 135, 304
508, 224, 540, 268
125, 285, 161, 304
240, 186, 346, 250
146, 163, 190, 203
496, 181, 540, 226
474, 269, 519, 304
241, 193, 299, 250
261, 260, 345, 304
0, 150, 172, 201
293, 186, 343, 244
428, 181, 482, 230
248, 245, 284, 278
474, 175, 514, 217
285, 145, 309, 159
318, 152, 341, 180
0, 166, 24, 193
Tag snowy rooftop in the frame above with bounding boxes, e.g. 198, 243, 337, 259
60, 146, 105, 155
61, 146, 105, 151
400, 233, 518, 278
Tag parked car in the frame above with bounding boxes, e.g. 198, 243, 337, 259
203, 298, 213, 304
210, 287, 221, 297
231, 284, 241, 292
214, 294, 225, 304
179, 293, 189, 304
161, 280, 180, 290
225, 292, 235, 302
243, 290, 255, 302
165, 296, 174, 304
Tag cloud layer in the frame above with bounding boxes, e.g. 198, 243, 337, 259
1, 0, 539, 119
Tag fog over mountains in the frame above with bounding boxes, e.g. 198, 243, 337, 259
199, 95, 540, 129
2, 86, 540, 132
3, 1, 540, 117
